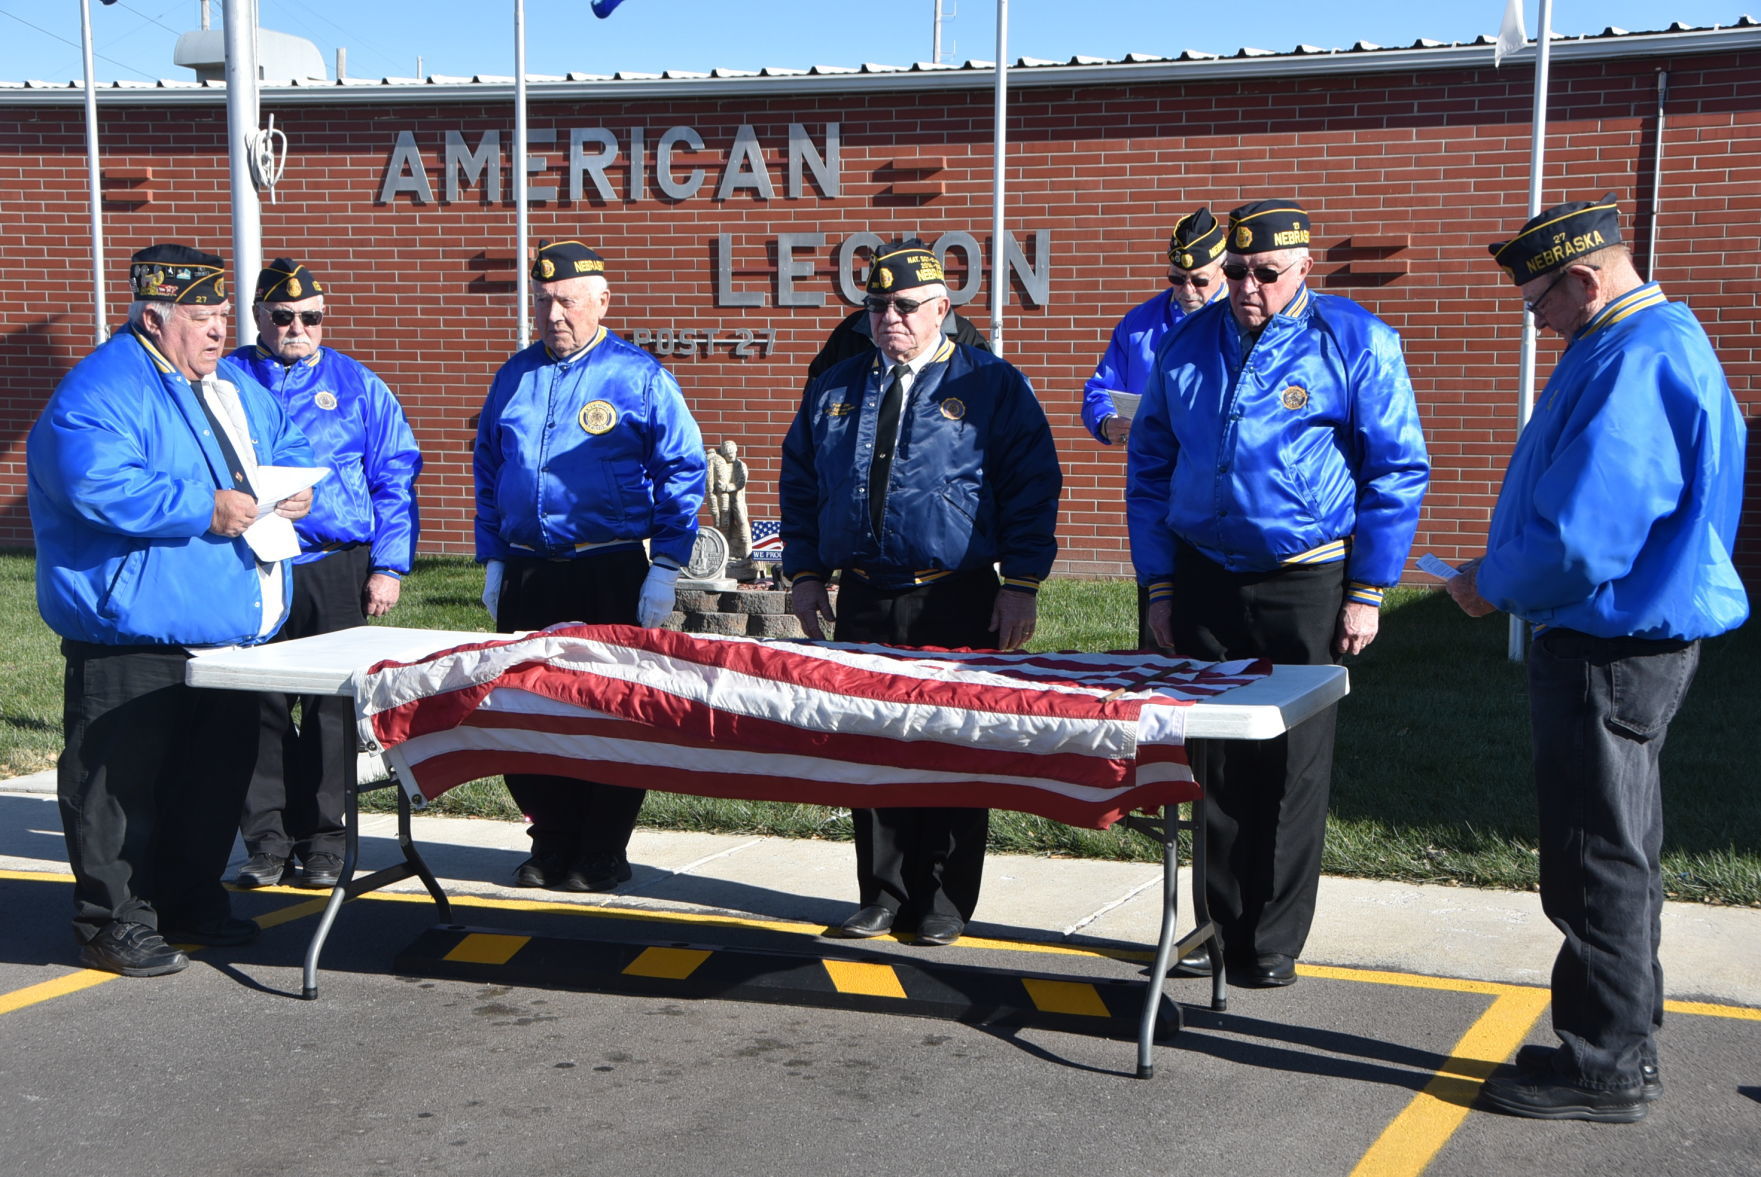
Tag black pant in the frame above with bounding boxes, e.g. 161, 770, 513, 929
1169, 546, 1344, 962
58, 640, 259, 942
495, 549, 650, 862
242, 546, 371, 861
1529, 628, 1699, 1089
833, 570, 999, 926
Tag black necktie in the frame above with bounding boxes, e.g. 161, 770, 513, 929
868, 365, 906, 536
190, 379, 258, 500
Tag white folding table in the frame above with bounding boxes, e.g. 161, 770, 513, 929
188, 625, 1347, 1077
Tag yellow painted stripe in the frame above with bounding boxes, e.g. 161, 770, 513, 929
245, 895, 332, 929
443, 933, 530, 965
1021, 977, 1111, 1018
1668, 998, 1761, 1021
1350, 986, 1551, 1177
624, 946, 711, 980
823, 959, 908, 998
0, 969, 118, 1015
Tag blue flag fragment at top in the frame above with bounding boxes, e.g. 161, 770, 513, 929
591, 0, 629, 17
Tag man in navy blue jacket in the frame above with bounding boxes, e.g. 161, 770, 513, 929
781, 238, 1061, 947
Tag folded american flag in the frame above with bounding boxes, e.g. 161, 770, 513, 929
353, 625, 1268, 830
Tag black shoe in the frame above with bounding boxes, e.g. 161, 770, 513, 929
833, 904, 897, 938
299, 852, 344, 889
558, 852, 633, 893
1480, 1070, 1647, 1123
1229, 952, 1298, 988
512, 856, 558, 888
234, 852, 289, 889
79, 921, 189, 977
914, 914, 965, 947
1513, 1044, 1662, 1103
160, 916, 260, 948
1169, 945, 1213, 977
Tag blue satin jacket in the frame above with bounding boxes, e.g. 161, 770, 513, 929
1126, 288, 1430, 601
1478, 285, 1748, 640
28, 327, 315, 646
475, 328, 705, 569
1081, 287, 1221, 443
230, 343, 422, 574
780, 340, 1061, 592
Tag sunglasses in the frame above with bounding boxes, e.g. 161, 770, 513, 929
1221, 262, 1291, 285
863, 295, 928, 316
268, 309, 324, 327
1168, 273, 1213, 289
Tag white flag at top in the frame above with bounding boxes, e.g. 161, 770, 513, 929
1495, 0, 1529, 66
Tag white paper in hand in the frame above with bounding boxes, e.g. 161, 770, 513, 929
1416, 553, 1462, 580
1110, 391, 1141, 421
242, 465, 330, 562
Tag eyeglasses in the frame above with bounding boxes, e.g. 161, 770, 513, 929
863, 295, 927, 316
1168, 273, 1214, 289
268, 309, 324, 327
1221, 262, 1291, 285
1522, 267, 1592, 317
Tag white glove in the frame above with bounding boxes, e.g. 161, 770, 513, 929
481, 559, 505, 621
637, 563, 681, 629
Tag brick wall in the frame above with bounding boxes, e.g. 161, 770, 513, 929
2, 47, 1756, 583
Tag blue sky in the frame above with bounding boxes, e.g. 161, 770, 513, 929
0, 1, 1750, 85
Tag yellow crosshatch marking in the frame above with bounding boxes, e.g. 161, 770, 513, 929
1021, 978, 1110, 1017
822, 959, 908, 998
624, 946, 712, 980
443, 933, 530, 965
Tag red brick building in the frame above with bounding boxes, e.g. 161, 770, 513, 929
3, 21, 1757, 581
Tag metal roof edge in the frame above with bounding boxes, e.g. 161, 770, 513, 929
2, 24, 1754, 107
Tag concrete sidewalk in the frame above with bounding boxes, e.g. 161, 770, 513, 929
4, 775, 1756, 1007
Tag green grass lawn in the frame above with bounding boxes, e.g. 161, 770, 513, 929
3, 550, 1756, 905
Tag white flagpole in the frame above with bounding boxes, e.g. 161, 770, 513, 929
514, 0, 531, 348
79, 0, 107, 343
224, 0, 263, 349
988, 0, 1009, 355
1509, 0, 1552, 661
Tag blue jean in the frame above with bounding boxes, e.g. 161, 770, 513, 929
1528, 627, 1700, 1090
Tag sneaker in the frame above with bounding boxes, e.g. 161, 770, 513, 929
160, 916, 260, 947
559, 852, 633, 893
79, 921, 189, 977
1513, 1044, 1663, 1103
234, 852, 289, 889
299, 852, 345, 889
1480, 1070, 1647, 1123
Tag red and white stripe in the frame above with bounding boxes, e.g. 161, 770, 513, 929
353, 625, 1267, 830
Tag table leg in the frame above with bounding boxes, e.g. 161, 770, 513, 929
299, 715, 453, 998
1136, 809, 1182, 1078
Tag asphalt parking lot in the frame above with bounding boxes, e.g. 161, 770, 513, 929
2, 787, 1757, 1177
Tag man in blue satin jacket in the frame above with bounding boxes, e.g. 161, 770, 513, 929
229, 259, 423, 893
1127, 199, 1429, 988
1084, 207, 1229, 647
1082, 207, 1228, 448
475, 240, 706, 894
1451, 196, 1747, 1125
27, 244, 316, 977
781, 238, 1061, 948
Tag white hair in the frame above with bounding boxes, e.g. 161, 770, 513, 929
126, 300, 171, 329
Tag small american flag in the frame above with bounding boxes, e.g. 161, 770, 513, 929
748, 519, 784, 561
354, 625, 1267, 830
